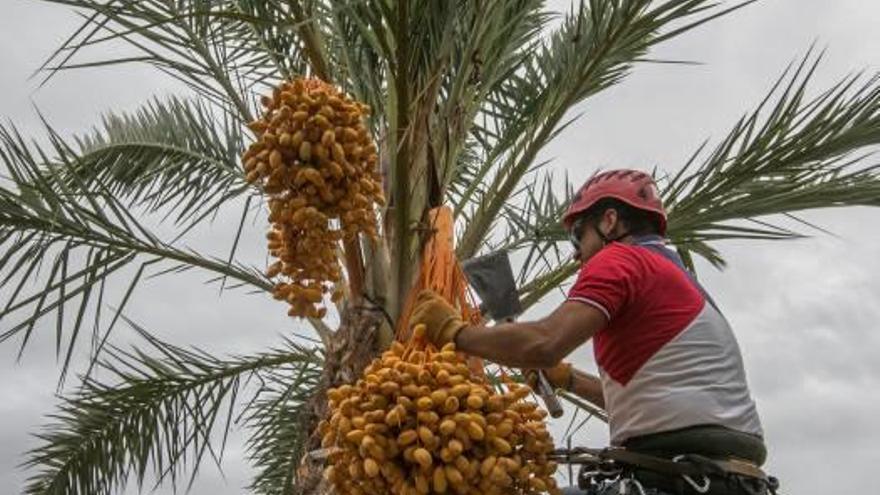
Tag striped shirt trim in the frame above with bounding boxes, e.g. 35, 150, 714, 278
567, 296, 611, 320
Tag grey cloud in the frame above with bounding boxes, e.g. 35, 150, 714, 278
3, 1, 880, 494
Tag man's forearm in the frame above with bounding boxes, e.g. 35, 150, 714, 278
569, 369, 605, 409
454, 322, 562, 369
454, 321, 606, 408
451, 300, 604, 370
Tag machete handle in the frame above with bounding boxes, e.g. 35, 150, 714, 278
536, 371, 565, 418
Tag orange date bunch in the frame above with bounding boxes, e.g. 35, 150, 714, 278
242, 78, 385, 318
320, 325, 560, 495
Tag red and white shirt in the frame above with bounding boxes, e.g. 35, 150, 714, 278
568, 237, 763, 445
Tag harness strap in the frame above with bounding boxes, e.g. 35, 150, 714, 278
600, 448, 769, 481
631, 235, 723, 314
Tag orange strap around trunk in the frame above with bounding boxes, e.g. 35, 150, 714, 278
394, 206, 484, 373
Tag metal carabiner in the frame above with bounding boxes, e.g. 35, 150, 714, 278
613, 476, 648, 495
626, 477, 647, 495
672, 455, 711, 494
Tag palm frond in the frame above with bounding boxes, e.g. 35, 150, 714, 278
0, 122, 271, 375
38, 0, 312, 121
501, 171, 574, 281
455, 0, 757, 259
245, 350, 323, 495
321, 0, 388, 122
23, 320, 322, 495
431, 0, 550, 198
506, 49, 880, 310
665, 49, 880, 267
233, 0, 313, 82
64, 95, 252, 229
518, 260, 580, 314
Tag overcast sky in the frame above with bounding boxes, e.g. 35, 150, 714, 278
2, 1, 879, 494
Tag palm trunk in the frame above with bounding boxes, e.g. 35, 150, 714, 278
297, 304, 388, 494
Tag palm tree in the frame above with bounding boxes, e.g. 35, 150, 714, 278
3, 0, 880, 493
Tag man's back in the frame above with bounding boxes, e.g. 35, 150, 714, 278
567, 239, 763, 447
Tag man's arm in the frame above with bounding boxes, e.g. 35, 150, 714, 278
453, 301, 607, 369
570, 368, 605, 409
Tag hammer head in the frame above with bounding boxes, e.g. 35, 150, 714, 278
461, 250, 522, 322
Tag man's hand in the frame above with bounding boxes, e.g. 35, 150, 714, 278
525, 362, 573, 391
410, 290, 469, 346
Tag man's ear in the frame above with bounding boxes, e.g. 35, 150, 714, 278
603, 208, 618, 231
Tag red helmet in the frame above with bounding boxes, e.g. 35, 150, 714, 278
563, 169, 667, 234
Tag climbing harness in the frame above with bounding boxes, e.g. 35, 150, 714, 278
549, 447, 780, 495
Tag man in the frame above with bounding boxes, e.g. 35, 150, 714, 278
411, 169, 773, 494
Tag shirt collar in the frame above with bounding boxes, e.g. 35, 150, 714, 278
631, 234, 666, 246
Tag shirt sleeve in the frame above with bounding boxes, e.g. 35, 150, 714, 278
567, 246, 642, 321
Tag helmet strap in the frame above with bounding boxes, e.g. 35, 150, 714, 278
594, 219, 630, 247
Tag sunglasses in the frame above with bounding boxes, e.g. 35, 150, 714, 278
569, 218, 589, 252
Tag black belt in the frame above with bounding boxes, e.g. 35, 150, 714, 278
603, 448, 768, 480
631, 468, 778, 495
555, 447, 779, 495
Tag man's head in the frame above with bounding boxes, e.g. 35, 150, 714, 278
563, 169, 666, 263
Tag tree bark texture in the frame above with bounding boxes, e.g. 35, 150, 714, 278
296, 303, 387, 494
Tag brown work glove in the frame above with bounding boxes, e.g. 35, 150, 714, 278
525, 362, 574, 391
409, 290, 469, 347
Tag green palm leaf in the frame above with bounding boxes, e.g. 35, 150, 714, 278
0, 122, 271, 378
23, 320, 322, 495
664, 50, 880, 266
38, 0, 310, 121
513, 50, 880, 309
245, 350, 323, 495
65, 95, 250, 228
455, 0, 757, 259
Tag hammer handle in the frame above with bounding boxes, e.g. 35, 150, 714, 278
536, 371, 565, 418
